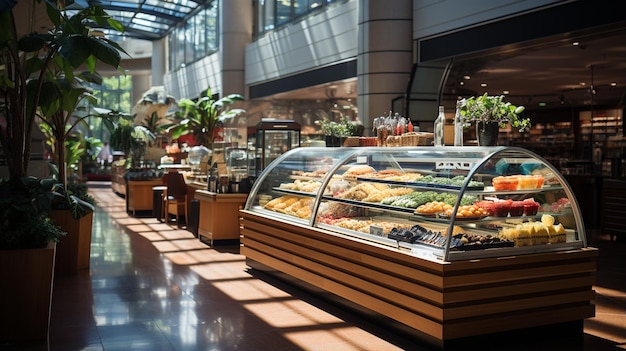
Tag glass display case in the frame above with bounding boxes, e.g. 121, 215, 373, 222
251, 119, 301, 177
244, 146, 587, 261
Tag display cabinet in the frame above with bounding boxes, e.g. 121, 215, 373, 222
244, 146, 587, 261
240, 146, 597, 347
251, 119, 301, 177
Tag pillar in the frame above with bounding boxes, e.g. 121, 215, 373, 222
219, 0, 252, 96
357, 0, 413, 134
152, 38, 166, 87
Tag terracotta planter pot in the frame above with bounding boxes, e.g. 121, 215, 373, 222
0, 242, 56, 342
50, 210, 94, 275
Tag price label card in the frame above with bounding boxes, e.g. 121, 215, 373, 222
370, 226, 383, 237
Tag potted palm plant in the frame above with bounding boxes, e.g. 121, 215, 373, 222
109, 115, 155, 171
459, 93, 530, 146
168, 87, 245, 150
0, 0, 125, 341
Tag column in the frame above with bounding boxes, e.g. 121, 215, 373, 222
151, 38, 167, 86
357, 0, 413, 133
219, 0, 253, 96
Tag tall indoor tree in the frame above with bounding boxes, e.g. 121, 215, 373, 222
0, 0, 126, 181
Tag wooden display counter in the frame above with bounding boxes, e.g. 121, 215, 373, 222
127, 179, 164, 215
195, 190, 248, 245
240, 210, 598, 348
110, 163, 126, 195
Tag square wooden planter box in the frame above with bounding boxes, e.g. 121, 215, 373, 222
51, 210, 94, 275
0, 242, 56, 342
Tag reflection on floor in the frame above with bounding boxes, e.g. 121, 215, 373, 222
1, 181, 625, 351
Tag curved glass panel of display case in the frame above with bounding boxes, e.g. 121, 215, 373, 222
244, 146, 587, 262
244, 147, 355, 223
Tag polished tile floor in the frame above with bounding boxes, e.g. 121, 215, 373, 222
2, 181, 625, 351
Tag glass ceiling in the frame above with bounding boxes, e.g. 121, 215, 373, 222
68, 0, 209, 40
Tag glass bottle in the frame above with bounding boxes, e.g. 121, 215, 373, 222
434, 105, 445, 147
454, 101, 464, 146
207, 162, 218, 192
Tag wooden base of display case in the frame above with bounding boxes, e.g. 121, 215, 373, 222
195, 190, 248, 245
240, 210, 598, 348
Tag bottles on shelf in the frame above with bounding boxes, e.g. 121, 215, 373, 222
454, 101, 463, 146
434, 105, 445, 147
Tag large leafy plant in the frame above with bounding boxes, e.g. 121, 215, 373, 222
168, 87, 245, 148
0, 0, 126, 181
0, 0, 125, 248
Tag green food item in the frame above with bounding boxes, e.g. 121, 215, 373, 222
381, 189, 477, 208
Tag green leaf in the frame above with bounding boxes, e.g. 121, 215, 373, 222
17, 34, 45, 52
59, 36, 92, 68
44, 0, 61, 27
83, 55, 97, 74
107, 18, 125, 33
86, 37, 122, 68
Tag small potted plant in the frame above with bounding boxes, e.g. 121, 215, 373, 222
315, 115, 356, 146
459, 93, 530, 146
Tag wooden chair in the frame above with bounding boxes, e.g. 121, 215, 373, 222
163, 171, 188, 225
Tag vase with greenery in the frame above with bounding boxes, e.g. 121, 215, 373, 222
459, 93, 530, 146
167, 87, 245, 150
315, 115, 356, 146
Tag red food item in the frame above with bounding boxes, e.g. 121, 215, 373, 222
493, 200, 512, 217
523, 200, 540, 216
509, 201, 525, 216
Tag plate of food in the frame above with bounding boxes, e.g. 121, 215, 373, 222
439, 204, 490, 220
414, 201, 452, 217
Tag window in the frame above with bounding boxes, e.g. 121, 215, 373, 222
257, 0, 275, 33
184, 20, 194, 64
175, 26, 186, 68
84, 75, 133, 143
254, 0, 345, 37
276, 0, 291, 26
205, 2, 219, 52
294, 0, 308, 17
167, 0, 220, 72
